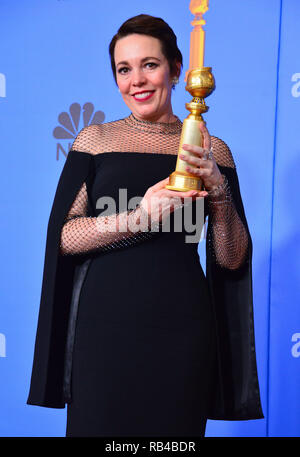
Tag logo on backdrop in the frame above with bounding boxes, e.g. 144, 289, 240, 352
0, 333, 6, 357
0, 73, 6, 98
291, 73, 300, 98
291, 333, 300, 358
53, 102, 105, 160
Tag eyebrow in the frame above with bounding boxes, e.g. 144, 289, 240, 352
116, 57, 161, 67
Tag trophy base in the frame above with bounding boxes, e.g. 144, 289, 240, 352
166, 171, 203, 192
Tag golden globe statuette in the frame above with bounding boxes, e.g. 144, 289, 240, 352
166, 0, 215, 192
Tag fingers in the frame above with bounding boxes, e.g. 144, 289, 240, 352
151, 177, 202, 196
179, 153, 208, 168
181, 144, 210, 160
160, 188, 207, 199
150, 178, 208, 200
198, 121, 211, 150
161, 187, 196, 198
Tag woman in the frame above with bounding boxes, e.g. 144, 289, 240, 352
27, 14, 263, 437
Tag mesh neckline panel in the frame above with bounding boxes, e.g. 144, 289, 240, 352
71, 114, 182, 156
124, 113, 183, 135
71, 112, 236, 168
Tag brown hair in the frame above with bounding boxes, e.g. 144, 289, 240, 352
109, 14, 183, 84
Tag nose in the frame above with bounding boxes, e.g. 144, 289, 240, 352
131, 68, 146, 87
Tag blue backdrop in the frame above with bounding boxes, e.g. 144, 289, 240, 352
0, 0, 299, 437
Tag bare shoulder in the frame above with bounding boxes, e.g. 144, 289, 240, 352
211, 135, 236, 168
71, 123, 104, 156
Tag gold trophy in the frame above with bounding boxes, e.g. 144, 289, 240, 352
166, 0, 215, 192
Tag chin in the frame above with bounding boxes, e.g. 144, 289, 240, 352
132, 106, 161, 121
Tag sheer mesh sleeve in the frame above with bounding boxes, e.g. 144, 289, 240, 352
206, 137, 249, 270
60, 181, 159, 256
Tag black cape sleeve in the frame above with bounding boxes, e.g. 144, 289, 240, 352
206, 164, 264, 420
27, 150, 94, 408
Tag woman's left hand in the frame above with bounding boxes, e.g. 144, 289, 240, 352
180, 121, 223, 193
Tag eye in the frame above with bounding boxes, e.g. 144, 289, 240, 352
117, 67, 129, 75
145, 62, 158, 69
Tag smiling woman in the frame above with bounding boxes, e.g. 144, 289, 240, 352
27, 14, 263, 438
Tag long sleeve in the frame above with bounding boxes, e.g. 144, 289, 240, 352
60, 180, 159, 256
206, 137, 249, 270
205, 139, 263, 420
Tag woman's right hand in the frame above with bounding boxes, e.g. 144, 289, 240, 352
139, 177, 208, 225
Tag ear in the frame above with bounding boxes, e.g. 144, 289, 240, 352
173, 60, 182, 79
170, 61, 182, 89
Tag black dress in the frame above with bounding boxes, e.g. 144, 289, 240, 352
27, 115, 264, 434
65, 151, 216, 437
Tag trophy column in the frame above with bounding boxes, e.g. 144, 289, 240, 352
166, 0, 215, 192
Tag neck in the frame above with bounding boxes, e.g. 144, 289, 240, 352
126, 112, 182, 135
133, 111, 177, 124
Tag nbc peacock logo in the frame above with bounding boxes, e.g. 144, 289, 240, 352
53, 102, 105, 160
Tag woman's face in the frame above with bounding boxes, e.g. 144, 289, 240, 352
114, 34, 178, 123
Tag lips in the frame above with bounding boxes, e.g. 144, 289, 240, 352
132, 90, 155, 102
